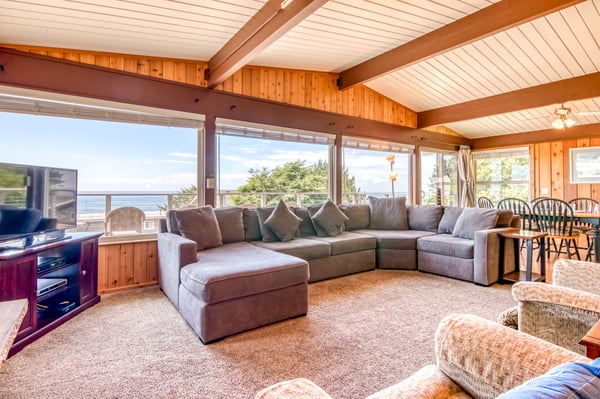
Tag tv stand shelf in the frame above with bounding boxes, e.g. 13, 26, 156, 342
0, 232, 102, 357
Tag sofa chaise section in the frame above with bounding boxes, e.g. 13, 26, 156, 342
158, 206, 309, 344
179, 241, 308, 343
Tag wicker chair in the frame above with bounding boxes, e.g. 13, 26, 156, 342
498, 258, 600, 355
104, 206, 146, 236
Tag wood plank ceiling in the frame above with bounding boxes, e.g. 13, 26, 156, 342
1, 0, 599, 139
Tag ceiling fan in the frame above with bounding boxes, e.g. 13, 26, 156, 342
550, 104, 600, 130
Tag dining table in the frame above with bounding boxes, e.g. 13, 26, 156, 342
572, 211, 600, 263
513, 210, 600, 263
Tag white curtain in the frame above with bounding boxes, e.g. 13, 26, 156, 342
458, 145, 475, 208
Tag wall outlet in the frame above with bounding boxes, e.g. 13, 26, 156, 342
541, 187, 549, 195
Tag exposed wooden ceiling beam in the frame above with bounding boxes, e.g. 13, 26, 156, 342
471, 122, 600, 149
206, 0, 328, 88
417, 72, 600, 128
0, 46, 470, 148
337, 0, 584, 90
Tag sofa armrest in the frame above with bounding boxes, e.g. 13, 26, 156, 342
157, 232, 197, 307
472, 227, 516, 286
512, 282, 600, 354
366, 365, 470, 399
435, 314, 589, 399
553, 259, 600, 295
254, 378, 333, 399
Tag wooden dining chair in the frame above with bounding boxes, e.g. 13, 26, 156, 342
568, 197, 600, 261
532, 198, 581, 260
498, 197, 540, 254
477, 196, 494, 209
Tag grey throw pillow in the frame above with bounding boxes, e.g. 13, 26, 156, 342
214, 207, 244, 243
368, 196, 408, 230
307, 204, 328, 237
256, 206, 279, 242
311, 200, 349, 237
408, 205, 443, 232
294, 207, 317, 237
438, 206, 464, 234
174, 206, 223, 250
265, 200, 302, 242
452, 208, 499, 240
242, 208, 262, 241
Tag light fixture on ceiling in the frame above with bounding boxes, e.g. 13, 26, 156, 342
280, 0, 294, 9
551, 105, 576, 130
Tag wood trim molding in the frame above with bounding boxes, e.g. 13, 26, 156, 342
0, 46, 470, 148
337, 0, 584, 89
418, 72, 600, 128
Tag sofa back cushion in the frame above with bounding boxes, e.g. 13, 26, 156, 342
437, 206, 464, 234
408, 205, 443, 232
452, 208, 499, 240
368, 196, 408, 230
243, 208, 262, 241
174, 206, 223, 250
293, 207, 317, 237
340, 204, 370, 230
214, 207, 245, 243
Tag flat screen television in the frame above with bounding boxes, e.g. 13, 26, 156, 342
0, 162, 78, 232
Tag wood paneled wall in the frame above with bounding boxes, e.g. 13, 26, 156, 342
4, 45, 417, 128
531, 137, 600, 203
97, 240, 158, 294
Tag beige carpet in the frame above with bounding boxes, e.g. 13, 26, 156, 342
0, 270, 515, 399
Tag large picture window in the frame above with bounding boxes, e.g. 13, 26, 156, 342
0, 94, 200, 237
342, 138, 413, 203
216, 121, 333, 207
420, 149, 458, 206
473, 148, 530, 204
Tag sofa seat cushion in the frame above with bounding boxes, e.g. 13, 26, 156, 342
311, 232, 376, 256
417, 234, 474, 259
180, 242, 308, 304
356, 229, 437, 250
251, 237, 331, 260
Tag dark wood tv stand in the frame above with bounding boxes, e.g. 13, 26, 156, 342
0, 232, 102, 357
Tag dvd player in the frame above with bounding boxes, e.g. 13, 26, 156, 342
36, 278, 68, 296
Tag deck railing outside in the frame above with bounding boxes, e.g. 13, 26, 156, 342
72, 190, 407, 236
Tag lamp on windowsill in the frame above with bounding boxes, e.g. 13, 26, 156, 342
386, 154, 397, 198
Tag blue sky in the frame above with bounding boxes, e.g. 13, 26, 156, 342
1, 112, 409, 195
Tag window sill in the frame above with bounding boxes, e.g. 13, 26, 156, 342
98, 233, 157, 245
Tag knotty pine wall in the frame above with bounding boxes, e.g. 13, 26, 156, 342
97, 240, 158, 294
5, 45, 417, 128
530, 137, 600, 203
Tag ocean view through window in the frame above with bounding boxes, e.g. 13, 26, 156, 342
1, 110, 198, 236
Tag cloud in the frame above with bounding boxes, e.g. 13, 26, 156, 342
169, 152, 197, 159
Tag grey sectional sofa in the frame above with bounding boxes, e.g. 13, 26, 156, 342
157, 197, 518, 343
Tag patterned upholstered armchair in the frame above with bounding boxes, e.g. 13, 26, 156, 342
499, 258, 600, 355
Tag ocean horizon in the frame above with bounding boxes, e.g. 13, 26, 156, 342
77, 193, 194, 215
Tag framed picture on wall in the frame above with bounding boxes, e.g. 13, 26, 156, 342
570, 147, 600, 184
